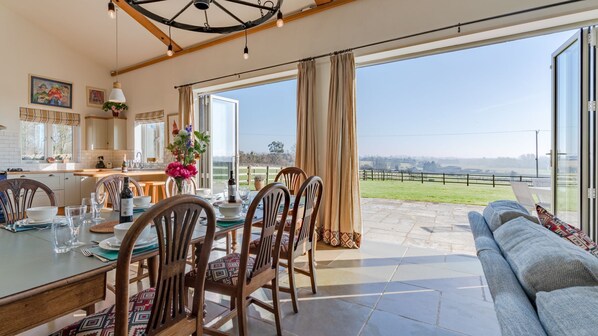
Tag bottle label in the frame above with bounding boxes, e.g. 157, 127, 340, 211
228, 185, 237, 201
121, 198, 134, 217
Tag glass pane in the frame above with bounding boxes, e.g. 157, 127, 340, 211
51, 124, 73, 161
555, 39, 580, 226
211, 96, 238, 193
136, 122, 164, 163
20, 121, 46, 160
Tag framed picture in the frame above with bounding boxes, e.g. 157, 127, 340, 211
86, 86, 106, 108
29, 75, 73, 108
167, 113, 178, 144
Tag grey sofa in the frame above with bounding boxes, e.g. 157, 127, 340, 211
468, 200, 598, 336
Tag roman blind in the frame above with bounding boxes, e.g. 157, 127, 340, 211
135, 110, 164, 124
19, 107, 81, 126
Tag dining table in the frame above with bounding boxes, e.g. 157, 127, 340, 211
0, 204, 251, 336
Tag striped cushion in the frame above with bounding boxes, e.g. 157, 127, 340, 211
50, 288, 155, 336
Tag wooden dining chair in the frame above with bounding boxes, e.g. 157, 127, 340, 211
165, 176, 198, 197
0, 178, 56, 225
95, 174, 144, 211
249, 176, 323, 313
50, 195, 216, 336
185, 183, 290, 336
275, 167, 307, 196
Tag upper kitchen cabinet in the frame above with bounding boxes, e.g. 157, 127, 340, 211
85, 116, 127, 150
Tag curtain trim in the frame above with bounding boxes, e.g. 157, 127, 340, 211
19, 107, 80, 126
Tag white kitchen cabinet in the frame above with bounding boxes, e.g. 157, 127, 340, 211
64, 173, 82, 206
7, 173, 65, 207
85, 116, 127, 150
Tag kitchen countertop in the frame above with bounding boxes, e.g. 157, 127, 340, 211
6, 169, 85, 175
73, 170, 166, 178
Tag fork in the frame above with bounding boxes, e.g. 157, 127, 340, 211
80, 248, 109, 262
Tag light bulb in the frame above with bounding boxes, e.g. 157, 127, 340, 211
167, 44, 174, 57
108, 1, 116, 19
243, 46, 249, 60
276, 11, 284, 28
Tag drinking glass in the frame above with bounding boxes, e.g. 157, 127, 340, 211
81, 198, 93, 224
238, 187, 250, 210
91, 192, 106, 223
52, 217, 72, 253
65, 205, 86, 246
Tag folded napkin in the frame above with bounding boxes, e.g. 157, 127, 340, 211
216, 219, 245, 228
88, 243, 158, 262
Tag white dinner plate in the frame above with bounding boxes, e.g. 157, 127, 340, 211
18, 216, 66, 226
134, 203, 154, 209
216, 214, 244, 222
98, 236, 158, 251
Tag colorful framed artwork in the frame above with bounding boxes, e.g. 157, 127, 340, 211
167, 113, 178, 144
29, 75, 73, 109
86, 86, 106, 108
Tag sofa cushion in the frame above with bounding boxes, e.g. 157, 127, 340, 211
483, 200, 538, 232
536, 205, 598, 258
536, 286, 598, 336
494, 217, 598, 300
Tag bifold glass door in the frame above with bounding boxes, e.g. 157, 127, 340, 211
197, 94, 239, 193
551, 27, 595, 238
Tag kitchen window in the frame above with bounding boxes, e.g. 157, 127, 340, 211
19, 108, 80, 162
134, 110, 165, 163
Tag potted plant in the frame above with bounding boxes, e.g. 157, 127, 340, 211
102, 101, 128, 118
254, 175, 265, 191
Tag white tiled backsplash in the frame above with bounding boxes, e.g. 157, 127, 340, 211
0, 129, 140, 170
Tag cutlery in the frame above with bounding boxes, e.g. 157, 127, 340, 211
80, 248, 109, 262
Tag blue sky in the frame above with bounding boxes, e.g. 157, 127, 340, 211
217, 29, 577, 158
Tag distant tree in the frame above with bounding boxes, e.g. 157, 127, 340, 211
268, 141, 285, 154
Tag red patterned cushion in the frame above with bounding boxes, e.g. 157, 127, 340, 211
50, 288, 155, 336
201, 253, 256, 286
536, 205, 598, 257
249, 233, 294, 258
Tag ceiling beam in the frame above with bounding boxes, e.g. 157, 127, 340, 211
113, 0, 183, 52
315, 0, 334, 5
112, 0, 356, 76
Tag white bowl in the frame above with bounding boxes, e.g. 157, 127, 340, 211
219, 202, 243, 218
133, 196, 151, 208
196, 188, 212, 198
26, 206, 58, 221
114, 222, 151, 243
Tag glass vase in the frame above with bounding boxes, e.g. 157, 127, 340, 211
174, 178, 194, 195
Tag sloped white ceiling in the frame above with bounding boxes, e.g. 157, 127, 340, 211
1, 0, 314, 70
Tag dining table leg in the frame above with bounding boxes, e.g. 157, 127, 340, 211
231, 229, 238, 252
147, 256, 159, 287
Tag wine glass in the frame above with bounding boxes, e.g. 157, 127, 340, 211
238, 187, 250, 210
65, 205, 86, 246
91, 192, 106, 223
81, 198, 93, 224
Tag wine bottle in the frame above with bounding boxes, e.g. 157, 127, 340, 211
228, 170, 237, 203
120, 177, 134, 223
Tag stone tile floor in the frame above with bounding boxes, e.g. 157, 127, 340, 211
23, 199, 500, 336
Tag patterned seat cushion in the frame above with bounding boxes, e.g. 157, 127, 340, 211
249, 233, 293, 258
50, 288, 155, 336
536, 205, 598, 257
196, 253, 256, 286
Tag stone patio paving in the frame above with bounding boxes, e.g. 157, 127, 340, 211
361, 198, 484, 255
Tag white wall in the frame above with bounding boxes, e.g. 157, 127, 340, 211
117, 0, 598, 175
0, 2, 113, 169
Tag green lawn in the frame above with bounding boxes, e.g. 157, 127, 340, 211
359, 180, 516, 206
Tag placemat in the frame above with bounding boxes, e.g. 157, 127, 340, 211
216, 219, 245, 228
89, 220, 120, 233
89, 244, 158, 262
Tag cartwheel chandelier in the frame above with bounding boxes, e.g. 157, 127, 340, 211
117, 0, 284, 59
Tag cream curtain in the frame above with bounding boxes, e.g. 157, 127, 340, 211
178, 86, 194, 128
322, 52, 362, 248
295, 59, 318, 177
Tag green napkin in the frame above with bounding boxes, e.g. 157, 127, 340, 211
216, 219, 244, 228
89, 243, 158, 261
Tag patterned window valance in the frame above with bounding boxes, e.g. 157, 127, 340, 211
19, 107, 81, 126
135, 110, 164, 124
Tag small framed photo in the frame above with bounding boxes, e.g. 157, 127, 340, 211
167, 113, 178, 144
29, 75, 73, 109
86, 86, 106, 108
